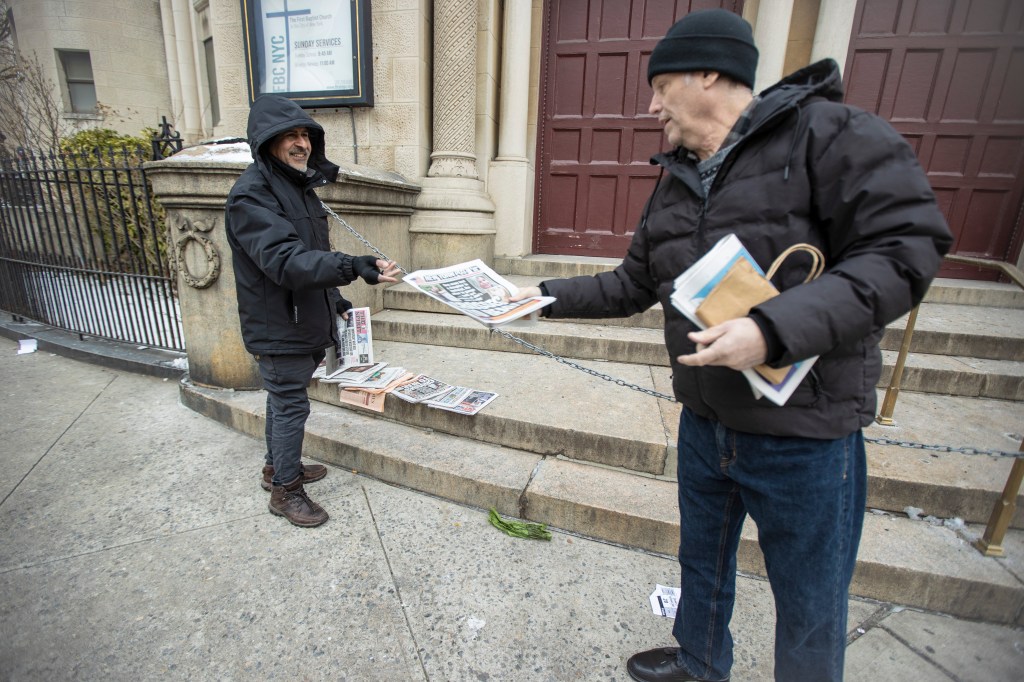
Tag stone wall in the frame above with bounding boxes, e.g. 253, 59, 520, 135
145, 143, 420, 390
7, 0, 173, 139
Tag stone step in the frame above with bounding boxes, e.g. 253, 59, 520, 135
309, 339, 1024, 528
879, 350, 1024, 401
495, 257, 1024, 309
372, 308, 669, 366
385, 280, 1024, 360
371, 309, 1024, 399
179, 377, 1024, 626
884, 304, 1024, 361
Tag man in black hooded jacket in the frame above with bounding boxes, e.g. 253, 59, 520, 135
513, 9, 952, 682
225, 94, 399, 528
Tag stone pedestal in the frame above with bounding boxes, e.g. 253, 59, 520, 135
146, 143, 419, 390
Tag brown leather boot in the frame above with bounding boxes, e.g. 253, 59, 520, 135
268, 476, 329, 527
261, 463, 328, 491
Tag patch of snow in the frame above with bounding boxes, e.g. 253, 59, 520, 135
173, 142, 253, 163
904, 506, 923, 520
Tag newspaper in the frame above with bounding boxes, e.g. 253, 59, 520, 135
670, 234, 817, 406
649, 584, 680, 619
402, 259, 556, 328
336, 306, 374, 367
432, 389, 498, 416
337, 365, 408, 389
322, 361, 387, 384
423, 386, 470, 409
389, 374, 456, 403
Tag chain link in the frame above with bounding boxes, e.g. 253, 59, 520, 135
323, 204, 1023, 460
491, 328, 677, 401
862, 436, 1021, 459
322, 202, 410, 276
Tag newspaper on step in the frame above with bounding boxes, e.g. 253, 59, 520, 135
669, 234, 817, 406
402, 259, 555, 328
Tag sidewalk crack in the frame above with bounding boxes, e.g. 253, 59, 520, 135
0, 373, 117, 510
361, 484, 431, 682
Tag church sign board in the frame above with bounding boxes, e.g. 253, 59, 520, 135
240, 0, 373, 107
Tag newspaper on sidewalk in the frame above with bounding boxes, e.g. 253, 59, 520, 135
402, 259, 555, 328
649, 584, 680, 619
669, 234, 817, 406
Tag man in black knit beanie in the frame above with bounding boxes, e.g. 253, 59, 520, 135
513, 9, 951, 681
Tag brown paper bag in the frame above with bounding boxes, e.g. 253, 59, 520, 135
694, 244, 825, 385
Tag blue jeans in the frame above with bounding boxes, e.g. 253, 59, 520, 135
257, 352, 323, 486
672, 408, 865, 682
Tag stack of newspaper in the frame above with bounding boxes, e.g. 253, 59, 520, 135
312, 307, 499, 416
669, 234, 817, 406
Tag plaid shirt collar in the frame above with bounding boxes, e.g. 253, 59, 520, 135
686, 95, 761, 162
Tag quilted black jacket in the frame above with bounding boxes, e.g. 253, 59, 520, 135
542, 60, 953, 438
225, 95, 358, 355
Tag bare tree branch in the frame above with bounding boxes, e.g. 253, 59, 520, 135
0, 2, 73, 153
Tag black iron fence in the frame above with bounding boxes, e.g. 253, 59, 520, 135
0, 146, 184, 351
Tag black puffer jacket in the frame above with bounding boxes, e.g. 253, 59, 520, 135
226, 95, 361, 355
542, 60, 952, 438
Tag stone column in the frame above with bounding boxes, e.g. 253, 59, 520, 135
752, 0, 795, 91
159, 0, 204, 140
810, 0, 858, 76
409, 0, 496, 269
490, 0, 534, 258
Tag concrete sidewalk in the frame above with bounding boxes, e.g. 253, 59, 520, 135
0, 339, 1021, 681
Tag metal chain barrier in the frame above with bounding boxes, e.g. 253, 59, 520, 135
323, 204, 1023, 460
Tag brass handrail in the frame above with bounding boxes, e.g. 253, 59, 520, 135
875, 254, 1023, 557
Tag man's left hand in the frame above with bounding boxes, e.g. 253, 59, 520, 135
335, 296, 354, 321
677, 317, 768, 371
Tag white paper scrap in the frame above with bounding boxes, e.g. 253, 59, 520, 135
17, 339, 37, 354
649, 584, 680, 619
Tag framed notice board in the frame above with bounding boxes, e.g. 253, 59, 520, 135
240, 0, 374, 107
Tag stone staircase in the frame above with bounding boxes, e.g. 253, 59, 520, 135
181, 255, 1024, 625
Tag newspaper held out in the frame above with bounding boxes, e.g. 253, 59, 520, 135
402, 259, 555, 328
669, 234, 818, 407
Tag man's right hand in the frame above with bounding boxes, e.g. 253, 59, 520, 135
352, 255, 400, 284
507, 286, 541, 302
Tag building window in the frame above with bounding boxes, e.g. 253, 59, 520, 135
203, 38, 220, 126
57, 50, 96, 114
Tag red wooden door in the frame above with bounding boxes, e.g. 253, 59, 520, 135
534, 1, 745, 257
844, 0, 1024, 278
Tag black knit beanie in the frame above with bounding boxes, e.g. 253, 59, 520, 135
647, 9, 758, 89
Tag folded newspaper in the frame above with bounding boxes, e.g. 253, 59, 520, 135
669, 234, 817, 406
402, 259, 555, 328
336, 306, 374, 367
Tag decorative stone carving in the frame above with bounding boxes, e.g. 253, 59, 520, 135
427, 0, 479, 179
174, 217, 221, 289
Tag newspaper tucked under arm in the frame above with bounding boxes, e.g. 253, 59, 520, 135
402, 259, 555, 328
335, 306, 374, 368
669, 234, 817, 407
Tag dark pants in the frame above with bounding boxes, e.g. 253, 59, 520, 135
256, 352, 324, 486
673, 407, 866, 682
